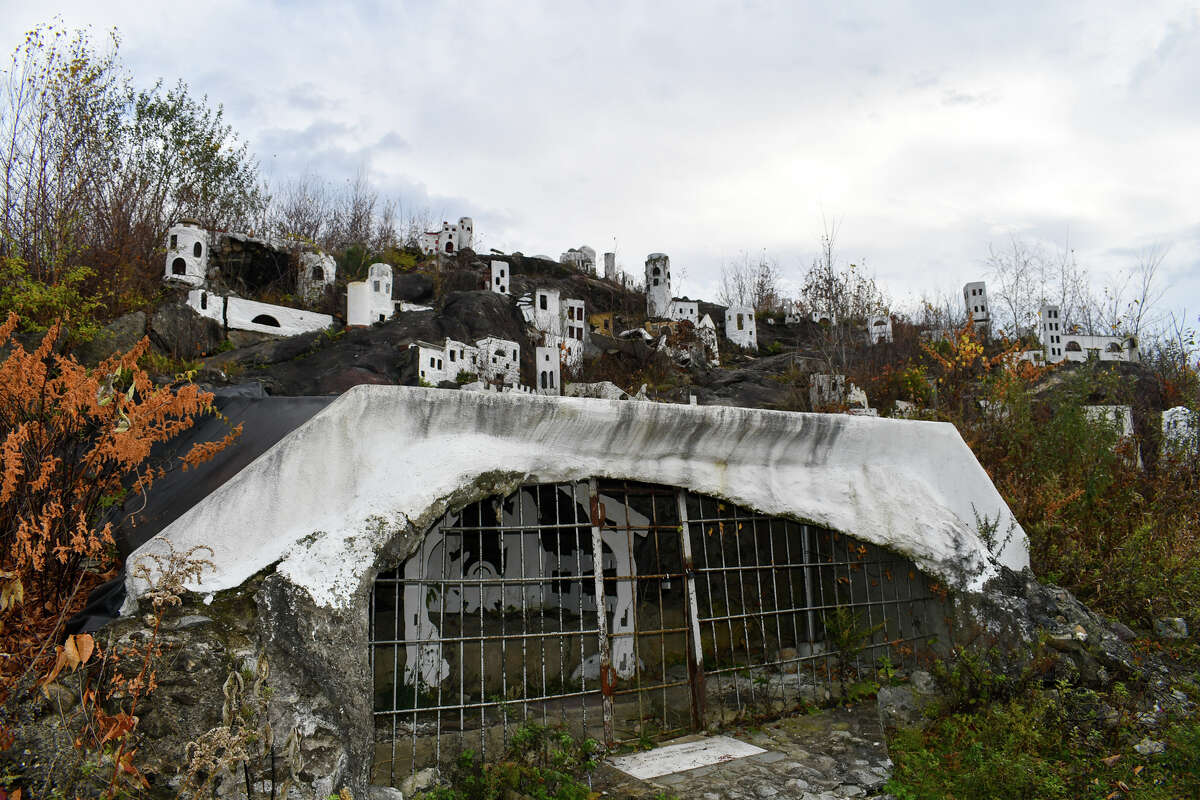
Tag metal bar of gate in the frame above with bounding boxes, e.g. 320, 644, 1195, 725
676, 489, 706, 730
589, 478, 615, 747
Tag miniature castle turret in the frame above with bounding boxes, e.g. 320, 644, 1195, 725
645, 253, 671, 318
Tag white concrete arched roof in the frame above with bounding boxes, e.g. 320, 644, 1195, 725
126, 386, 1028, 610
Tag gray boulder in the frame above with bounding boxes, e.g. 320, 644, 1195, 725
76, 311, 146, 364
149, 304, 224, 361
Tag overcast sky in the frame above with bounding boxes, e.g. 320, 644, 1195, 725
3, 1, 1198, 330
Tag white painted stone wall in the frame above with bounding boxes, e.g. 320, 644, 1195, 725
347, 263, 394, 326
163, 223, 208, 287
645, 253, 671, 319
724, 306, 757, 351
297, 252, 336, 304
186, 290, 333, 337
125, 387, 1030, 612
477, 336, 520, 385
489, 260, 509, 295
669, 299, 699, 324
535, 346, 560, 396
963, 281, 990, 330
868, 315, 893, 344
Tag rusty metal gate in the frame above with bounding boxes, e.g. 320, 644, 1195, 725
370, 480, 945, 783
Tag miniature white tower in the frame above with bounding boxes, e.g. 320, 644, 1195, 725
456, 217, 474, 252
645, 253, 671, 318
536, 346, 560, 396
963, 281, 990, 331
603, 252, 616, 281
163, 221, 208, 288
490, 260, 509, 295
725, 306, 757, 351
347, 262, 394, 326
1038, 304, 1063, 363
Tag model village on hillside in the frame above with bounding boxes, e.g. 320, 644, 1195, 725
160, 217, 1195, 449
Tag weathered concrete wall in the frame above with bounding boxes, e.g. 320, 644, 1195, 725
117, 388, 1028, 795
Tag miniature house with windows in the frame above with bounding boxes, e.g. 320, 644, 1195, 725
868, 315, 893, 344
668, 298, 699, 324
724, 305, 757, 350
645, 253, 672, 318
476, 337, 521, 385
696, 314, 720, 365
298, 252, 336, 304
520, 289, 586, 368
782, 301, 803, 325
535, 346, 560, 395
347, 263, 395, 326
811, 309, 837, 326
418, 217, 474, 256
1162, 406, 1199, 454
963, 281, 990, 331
163, 221, 209, 288
1035, 304, 1137, 364
166, 221, 335, 337
489, 261, 509, 295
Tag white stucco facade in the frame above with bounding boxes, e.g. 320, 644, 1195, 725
418, 217, 474, 256
186, 290, 333, 337
669, 299, 699, 324
347, 263, 394, 326
489, 260, 509, 295
125, 387, 1030, 611
645, 253, 671, 319
1037, 305, 1136, 364
476, 336, 520, 385
963, 281, 990, 330
724, 306, 757, 351
535, 346, 560, 395
164, 222, 208, 287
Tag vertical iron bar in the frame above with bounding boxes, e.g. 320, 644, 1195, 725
676, 488, 706, 730
589, 478, 615, 748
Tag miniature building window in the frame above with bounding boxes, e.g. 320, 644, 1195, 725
737, 314, 744, 330
251, 315, 280, 328
171, 258, 186, 275
1065, 341, 1082, 352
511, 349, 517, 359
540, 295, 548, 310
370, 480, 947, 782
450, 351, 456, 362
194, 242, 203, 258
1106, 342, 1122, 353
540, 372, 548, 389
438, 359, 443, 369
311, 266, 325, 281
170, 234, 178, 248
200, 293, 208, 310
446, 242, 454, 253
374, 281, 381, 292
430, 357, 436, 368
653, 279, 659, 286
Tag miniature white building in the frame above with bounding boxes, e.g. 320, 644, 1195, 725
603, 252, 616, 281
298, 252, 336, 304
163, 221, 208, 288
811, 310, 836, 325
1084, 405, 1140, 466
1038, 304, 1137, 364
411, 338, 481, 385
724, 306, 757, 351
868, 315, 893, 344
783, 301, 803, 325
523, 288, 585, 367
489, 260, 509, 295
476, 337, 521, 385
535, 346, 560, 396
418, 217, 474, 256
645, 253, 671, 319
559, 246, 596, 274
1162, 406, 1199, 454
668, 299, 699, 324
697, 314, 720, 366
347, 263, 394, 326
187, 290, 333, 338
963, 281, 990, 331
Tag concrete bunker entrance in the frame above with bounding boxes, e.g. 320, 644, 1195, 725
370, 478, 948, 784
